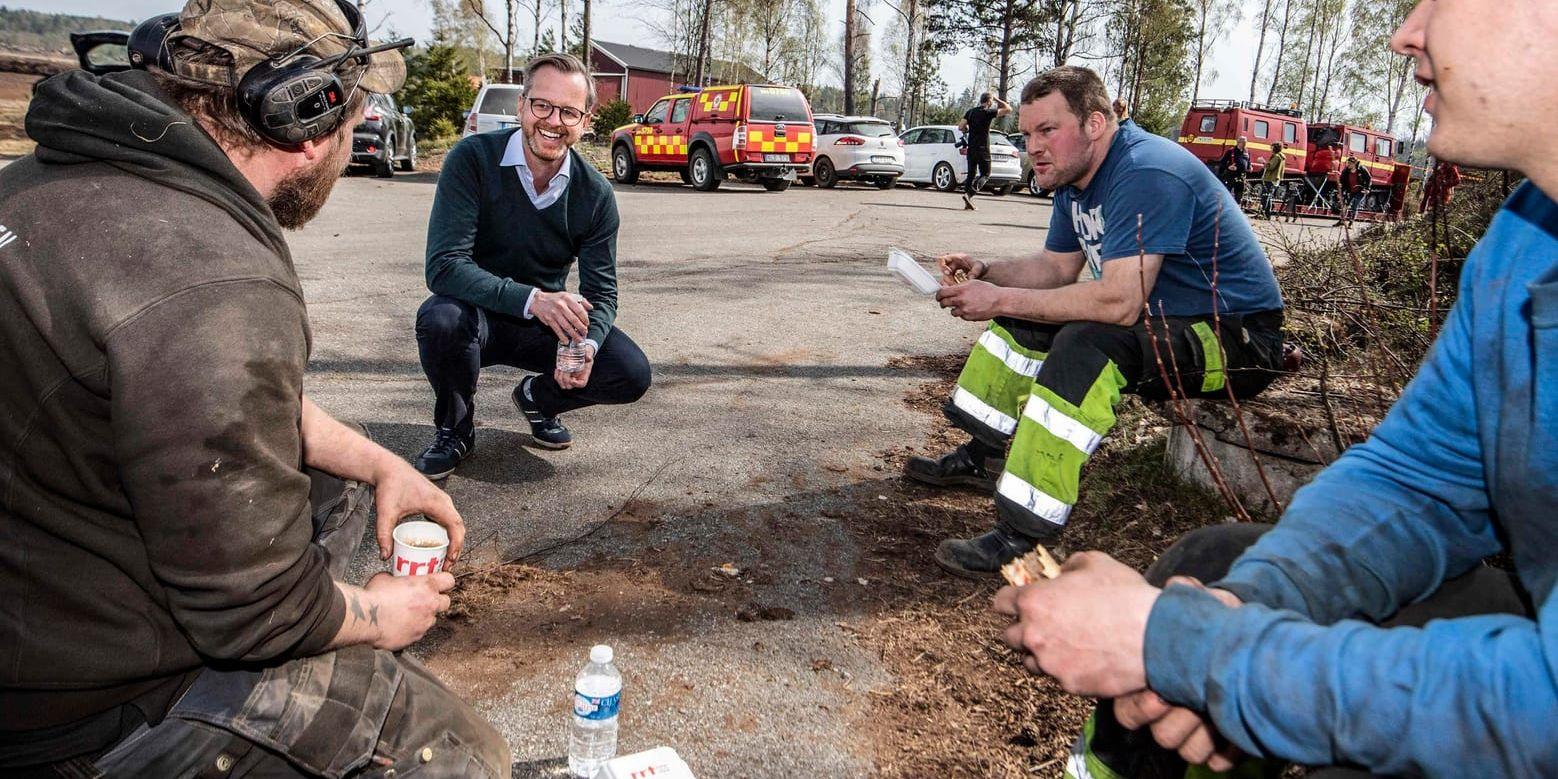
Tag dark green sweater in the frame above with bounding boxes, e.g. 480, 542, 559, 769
425, 130, 621, 344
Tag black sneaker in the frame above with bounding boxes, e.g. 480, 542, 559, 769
962, 193, 976, 211
512, 376, 573, 449
903, 444, 999, 491
934, 523, 1037, 579
414, 429, 473, 480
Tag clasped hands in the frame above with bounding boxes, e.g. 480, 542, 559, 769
992, 552, 1244, 771
935, 253, 1004, 321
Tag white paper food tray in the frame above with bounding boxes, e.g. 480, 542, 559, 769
598, 746, 696, 779
887, 247, 940, 295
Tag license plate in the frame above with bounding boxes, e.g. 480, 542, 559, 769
871, 155, 895, 163
764, 153, 790, 162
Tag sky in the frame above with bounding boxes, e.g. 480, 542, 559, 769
23, 0, 1267, 104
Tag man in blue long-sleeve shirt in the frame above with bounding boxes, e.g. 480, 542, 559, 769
994, 2, 1558, 776
416, 53, 651, 478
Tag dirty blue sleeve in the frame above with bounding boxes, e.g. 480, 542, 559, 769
1099, 168, 1194, 262
1144, 586, 1558, 776
424, 138, 535, 317
1044, 191, 1080, 253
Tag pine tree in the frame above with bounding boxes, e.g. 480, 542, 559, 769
400, 43, 480, 140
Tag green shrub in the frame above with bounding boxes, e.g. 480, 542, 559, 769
398, 44, 478, 143
425, 116, 458, 142
591, 99, 633, 140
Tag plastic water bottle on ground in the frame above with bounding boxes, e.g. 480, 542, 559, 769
569, 644, 621, 778
557, 339, 589, 374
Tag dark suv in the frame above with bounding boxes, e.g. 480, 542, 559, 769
352, 92, 417, 177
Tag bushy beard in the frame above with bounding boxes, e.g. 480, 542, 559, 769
268, 137, 347, 230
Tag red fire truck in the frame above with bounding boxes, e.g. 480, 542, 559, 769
1179, 100, 1307, 177
1304, 123, 1401, 213
1177, 100, 1408, 221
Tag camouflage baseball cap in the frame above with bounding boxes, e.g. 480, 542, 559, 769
165, 0, 405, 94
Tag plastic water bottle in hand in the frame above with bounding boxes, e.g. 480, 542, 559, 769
557, 338, 589, 374
569, 644, 621, 778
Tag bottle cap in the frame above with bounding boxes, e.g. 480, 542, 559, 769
590, 644, 613, 664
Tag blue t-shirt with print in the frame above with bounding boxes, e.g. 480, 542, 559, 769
1045, 122, 1284, 317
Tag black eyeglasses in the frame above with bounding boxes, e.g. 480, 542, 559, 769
527, 97, 587, 127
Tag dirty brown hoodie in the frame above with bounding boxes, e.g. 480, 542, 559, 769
0, 70, 345, 760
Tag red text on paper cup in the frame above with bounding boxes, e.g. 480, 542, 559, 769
394, 555, 443, 576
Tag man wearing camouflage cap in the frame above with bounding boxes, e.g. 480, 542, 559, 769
0, 0, 508, 775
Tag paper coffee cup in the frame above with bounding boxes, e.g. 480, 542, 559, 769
391, 520, 450, 577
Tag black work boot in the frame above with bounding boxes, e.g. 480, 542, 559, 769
903, 442, 1000, 491
934, 522, 1038, 579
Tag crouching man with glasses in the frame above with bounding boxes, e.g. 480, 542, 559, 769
414, 53, 651, 478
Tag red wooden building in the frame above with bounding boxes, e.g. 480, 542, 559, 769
589, 40, 767, 115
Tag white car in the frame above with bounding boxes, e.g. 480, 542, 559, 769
899, 125, 1023, 195
807, 114, 904, 189
462, 83, 524, 137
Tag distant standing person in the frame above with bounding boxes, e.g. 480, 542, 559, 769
958, 92, 1012, 211
1260, 141, 1287, 220
1421, 158, 1462, 213
1335, 156, 1370, 227
1216, 136, 1251, 205
1112, 98, 1133, 127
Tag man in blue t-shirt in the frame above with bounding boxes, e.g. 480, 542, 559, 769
907, 65, 1286, 577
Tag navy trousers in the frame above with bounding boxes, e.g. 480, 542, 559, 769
415, 295, 652, 438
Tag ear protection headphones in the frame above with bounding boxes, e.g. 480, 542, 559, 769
129, 0, 412, 148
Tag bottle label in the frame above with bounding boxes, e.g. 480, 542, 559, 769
573, 689, 620, 720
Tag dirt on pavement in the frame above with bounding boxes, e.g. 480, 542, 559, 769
425, 352, 1248, 777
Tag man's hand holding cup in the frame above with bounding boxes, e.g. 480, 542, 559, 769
362, 571, 454, 651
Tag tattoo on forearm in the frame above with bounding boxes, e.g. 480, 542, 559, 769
349, 593, 368, 624
368, 604, 380, 627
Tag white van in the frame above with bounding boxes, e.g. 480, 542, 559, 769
462, 83, 524, 137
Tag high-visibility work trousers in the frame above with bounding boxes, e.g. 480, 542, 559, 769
945, 312, 1285, 541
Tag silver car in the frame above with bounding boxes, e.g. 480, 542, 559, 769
462, 83, 524, 137
1009, 132, 1052, 197
806, 114, 905, 189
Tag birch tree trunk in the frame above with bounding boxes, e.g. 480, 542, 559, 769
898, 0, 918, 124
1264, 0, 1293, 103
1248, 0, 1273, 103
843, 0, 857, 114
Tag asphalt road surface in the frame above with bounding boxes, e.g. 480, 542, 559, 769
307, 173, 1052, 577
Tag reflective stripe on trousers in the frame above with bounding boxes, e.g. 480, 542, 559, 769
950, 323, 1047, 441
995, 362, 1126, 537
